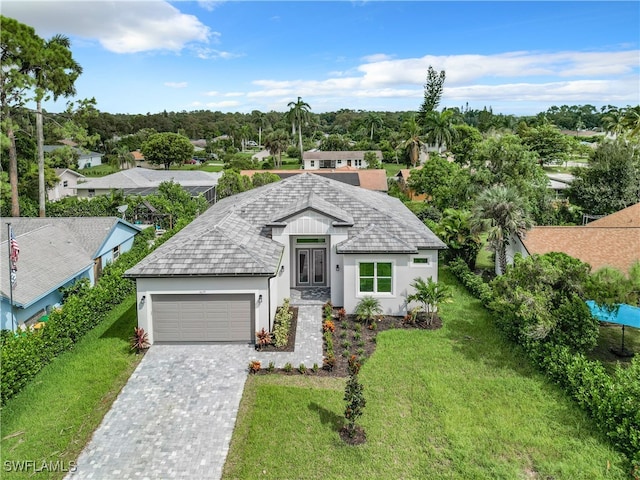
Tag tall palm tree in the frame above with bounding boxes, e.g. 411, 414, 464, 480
32, 34, 82, 217
286, 96, 311, 159
424, 109, 457, 154
470, 186, 533, 275
400, 114, 423, 167
601, 108, 626, 137
367, 112, 383, 141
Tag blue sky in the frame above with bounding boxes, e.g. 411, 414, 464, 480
4, 1, 639, 115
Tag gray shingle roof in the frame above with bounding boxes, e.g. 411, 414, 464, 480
124, 173, 445, 278
337, 224, 416, 253
0, 217, 137, 307
76, 168, 221, 190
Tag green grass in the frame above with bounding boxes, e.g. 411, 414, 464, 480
223, 270, 630, 479
383, 162, 405, 177
0, 296, 141, 479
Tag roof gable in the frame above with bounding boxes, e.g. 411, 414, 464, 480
270, 191, 354, 225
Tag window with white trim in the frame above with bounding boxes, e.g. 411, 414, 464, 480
359, 262, 393, 294
63, 180, 68, 187
112, 246, 120, 260
310, 160, 315, 167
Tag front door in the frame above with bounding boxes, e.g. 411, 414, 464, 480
296, 248, 326, 286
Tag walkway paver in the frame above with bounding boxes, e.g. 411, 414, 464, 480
68, 289, 326, 479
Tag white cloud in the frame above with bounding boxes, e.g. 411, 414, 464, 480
204, 91, 220, 97
361, 53, 394, 63
164, 82, 188, 88
2, 1, 212, 53
242, 49, 639, 110
193, 47, 243, 60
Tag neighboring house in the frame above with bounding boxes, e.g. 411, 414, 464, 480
48, 168, 85, 201
546, 173, 574, 198
240, 168, 388, 192
1, 217, 141, 330
124, 173, 446, 345
303, 151, 383, 170
395, 167, 427, 201
43, 145, 103, 169
76, 168, 222, 204
506, 203, 640, 274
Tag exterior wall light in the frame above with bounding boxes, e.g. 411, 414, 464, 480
258, 294, 263, 304
336, 265, 340, 271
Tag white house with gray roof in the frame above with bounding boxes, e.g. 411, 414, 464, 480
76, 168, 222, 204
125, 173, 446, 345
1, 217, 141, 330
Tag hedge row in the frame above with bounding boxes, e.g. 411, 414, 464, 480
0, 232, 152, 406
447, 260, 640, 469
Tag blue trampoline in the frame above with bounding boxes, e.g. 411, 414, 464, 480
587, 300, 640, 357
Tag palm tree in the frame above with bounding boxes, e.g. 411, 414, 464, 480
286, 96, 311, 159
354, 296, 382, 326
601, 108, 626, 137
407, 277, 452, 325
33, 34, 82, 217
366, 112, 383, 141
111, 145, 136, 170
470, 186, 533, 275
400, 115, 423, 167
423, 109, 457, 154
264, 129, 289, 168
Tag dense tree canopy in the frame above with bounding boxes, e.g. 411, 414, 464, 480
141, 132, 194, 169
568, 138, 640, 215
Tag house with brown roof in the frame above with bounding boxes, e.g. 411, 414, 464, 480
241, 168, 388, 192
506, 203, 640, 275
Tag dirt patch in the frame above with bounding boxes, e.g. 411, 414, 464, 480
339, 425, 367, 445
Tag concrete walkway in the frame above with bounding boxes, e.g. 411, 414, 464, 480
67, 290, 325, 480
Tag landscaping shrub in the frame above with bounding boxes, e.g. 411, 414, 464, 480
273, 298, 293, 348
448, 257, 493, 305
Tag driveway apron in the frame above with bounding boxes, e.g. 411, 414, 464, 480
67, 344, 253, 480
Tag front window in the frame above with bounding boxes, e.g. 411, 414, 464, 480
112, 246, 120, 260
359, 262, 392, 294
319, 159, 336, 169
88, 189, 95, 198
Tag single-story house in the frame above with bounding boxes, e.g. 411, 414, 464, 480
1, 217, 141, 330
302, 151, 383, 170
240, 168, 388, 192
506, 203, 640, 274
43, 145, 103, 169
48, 168, 85, 201
124, 173, 446, 344
76, 168, 222, 204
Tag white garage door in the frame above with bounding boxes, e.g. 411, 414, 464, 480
152, 294, 254, 343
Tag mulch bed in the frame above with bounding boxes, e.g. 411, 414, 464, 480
251, 306, 441, 377
255, 307, 298, 353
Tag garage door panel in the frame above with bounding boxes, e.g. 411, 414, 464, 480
152, 294, 254, 343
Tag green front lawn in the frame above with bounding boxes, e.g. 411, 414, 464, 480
0, 296, 141, 479
383, 162, 404, 177
223, 270, 630, 479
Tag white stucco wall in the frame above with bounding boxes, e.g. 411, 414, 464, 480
342, 250, 439, 316
135, 276, 270, 344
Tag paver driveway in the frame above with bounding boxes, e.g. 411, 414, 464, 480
67, 344, 253, 480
